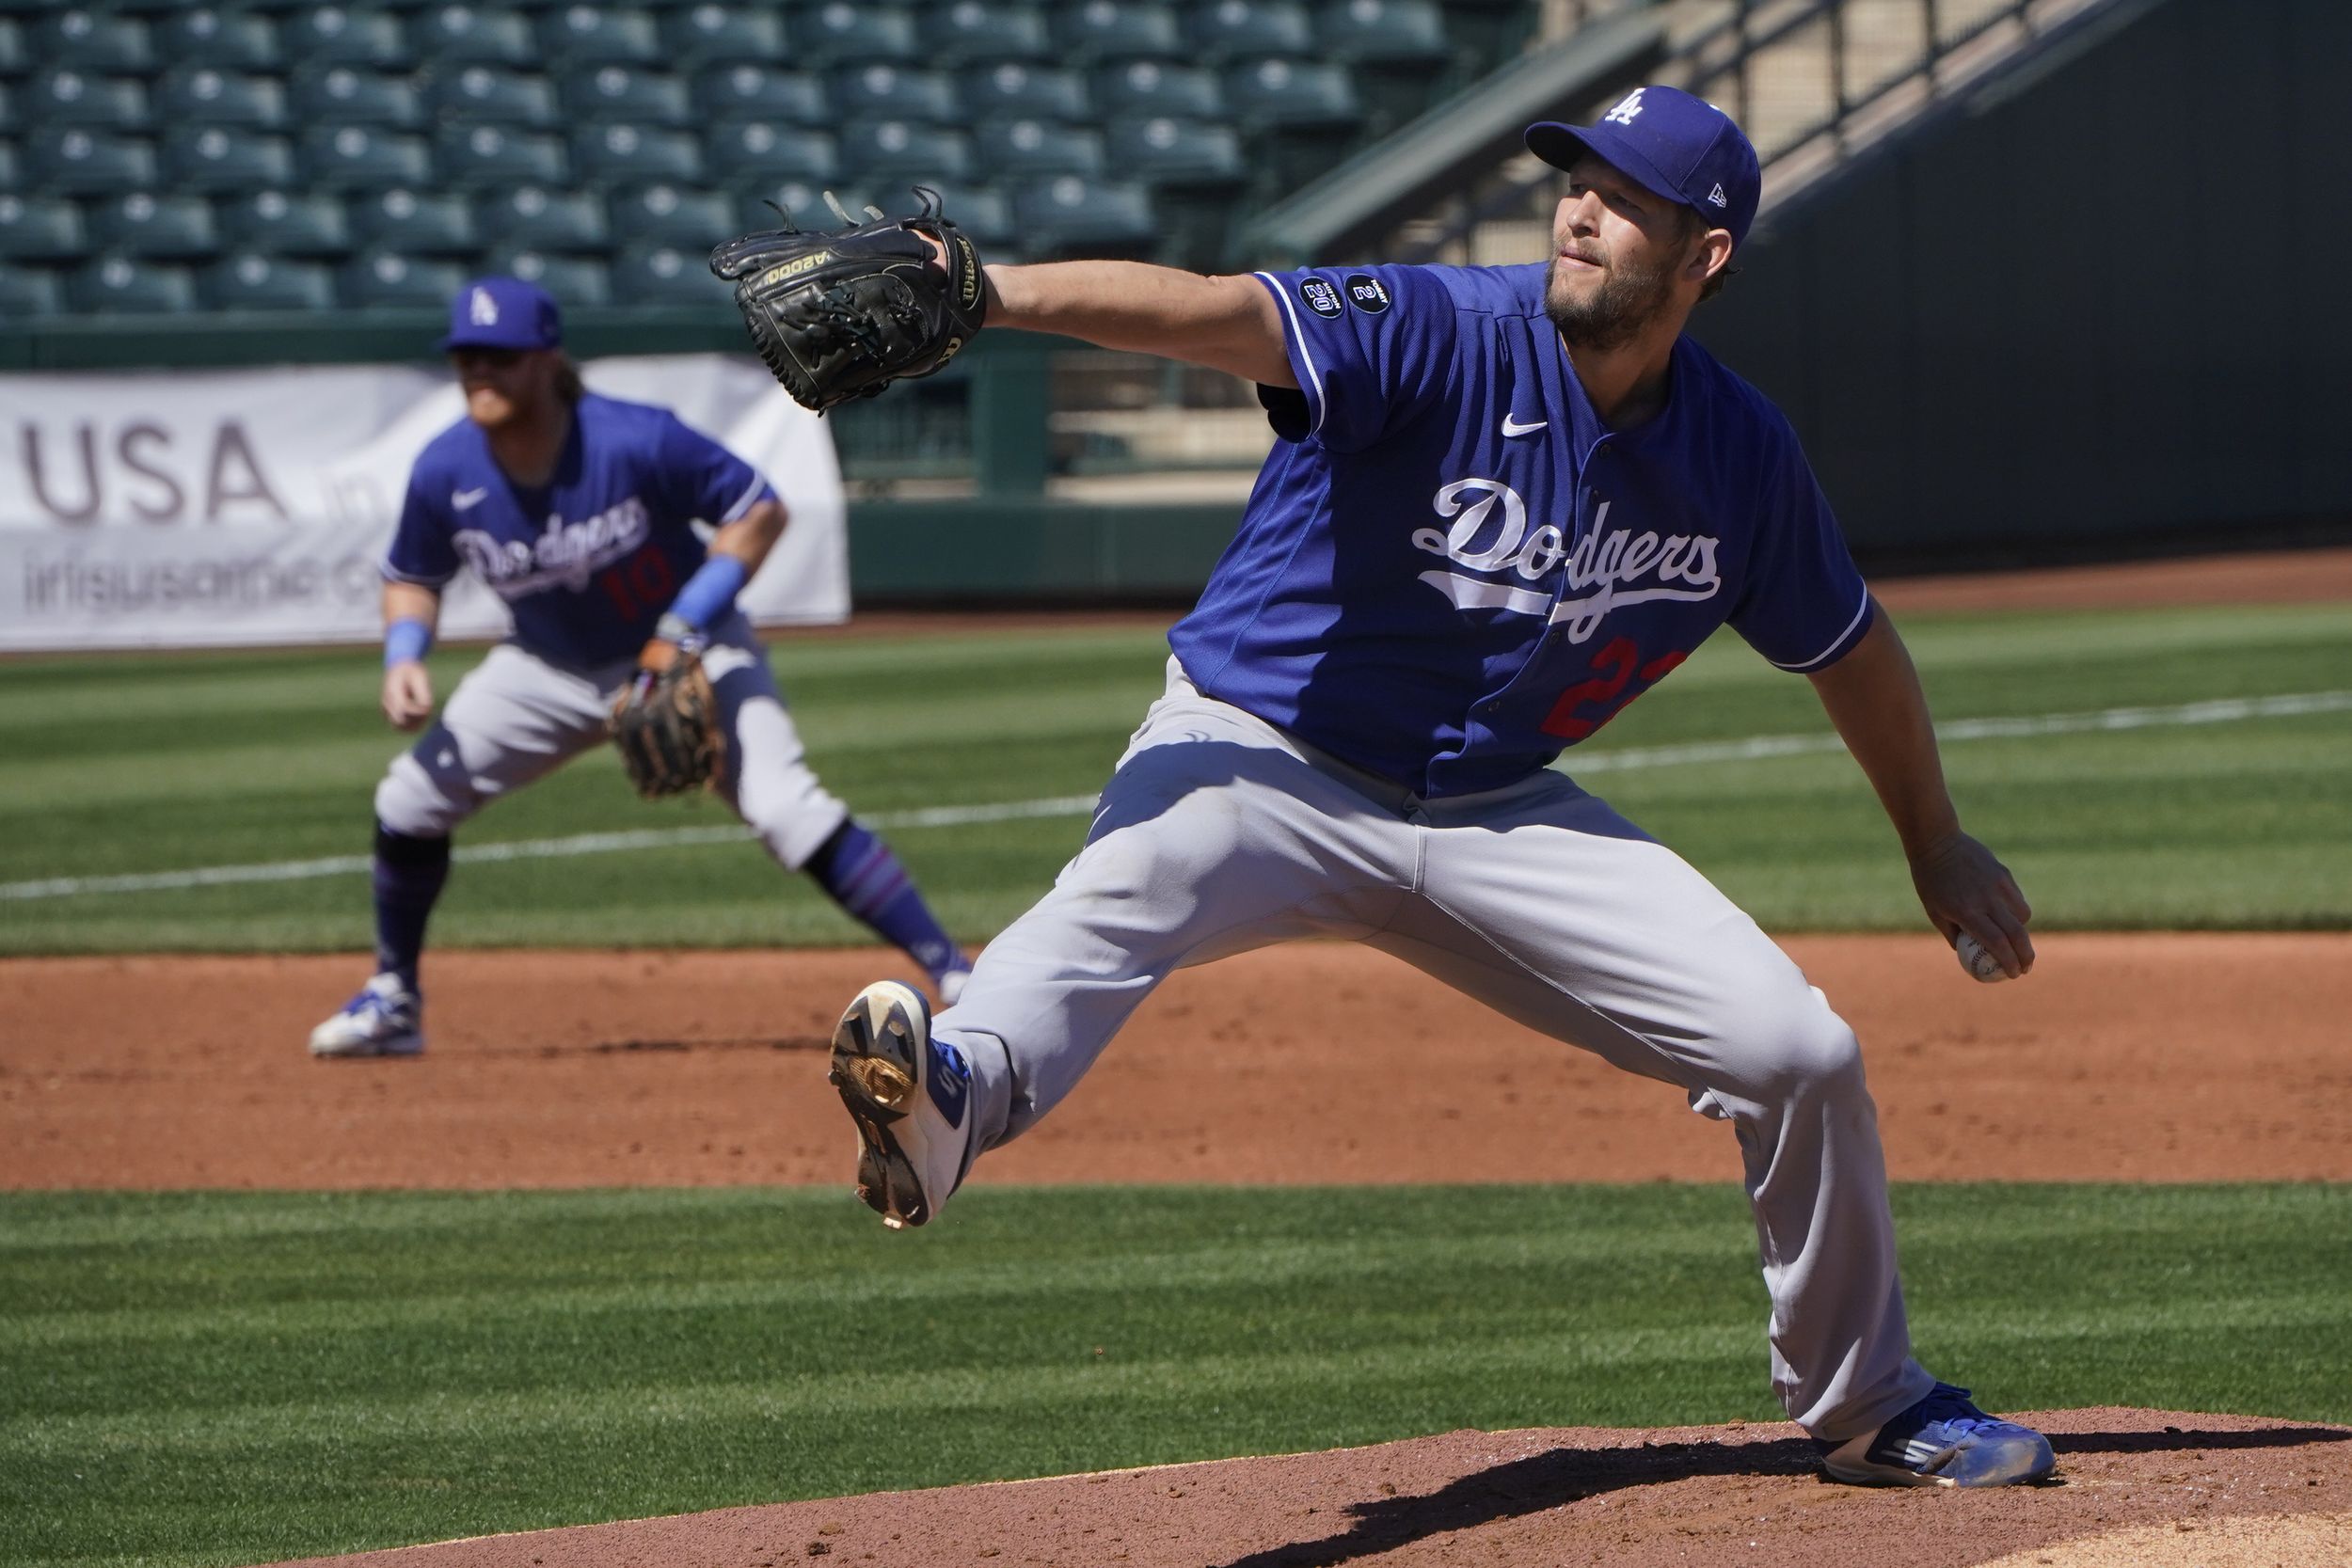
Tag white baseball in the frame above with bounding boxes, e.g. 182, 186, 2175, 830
1954, 931, 2010, 984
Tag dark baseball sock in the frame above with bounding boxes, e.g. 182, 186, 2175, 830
373, 822, 452, 991
805, 819, 967, 988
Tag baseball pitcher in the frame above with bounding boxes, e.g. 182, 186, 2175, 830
310, 277, 970, 1058
728, 90, 2055, 1488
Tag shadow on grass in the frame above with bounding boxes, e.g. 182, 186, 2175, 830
1210, 1426, 2350, 1568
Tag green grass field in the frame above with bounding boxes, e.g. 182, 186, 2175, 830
4, 1184, 2347, 1568
5, 598, 2349, 1568
3, 599, 2349, 954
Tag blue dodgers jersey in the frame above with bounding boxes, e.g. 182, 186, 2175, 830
1168, 262, 1874, 797
382, 391, 776, 667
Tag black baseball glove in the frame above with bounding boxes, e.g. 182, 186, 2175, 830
709, 186, 988, 414
609, 651, 724, 800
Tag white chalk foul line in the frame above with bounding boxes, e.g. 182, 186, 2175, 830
5, 692, 2345, 903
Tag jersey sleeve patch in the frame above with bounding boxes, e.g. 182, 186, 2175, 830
1251, 264, 1449, 453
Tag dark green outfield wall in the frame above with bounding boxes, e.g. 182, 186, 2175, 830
1690, 0, 2352, 567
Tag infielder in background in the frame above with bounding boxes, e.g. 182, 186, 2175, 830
825, 88, 2055, 1487
310, 277, 969, 1058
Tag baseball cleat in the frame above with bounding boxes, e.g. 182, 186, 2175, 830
308, 974, 424, 1059
1820, 1383, 2056, 1488
829, 979, 972, 1229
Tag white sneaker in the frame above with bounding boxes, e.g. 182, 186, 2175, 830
309, 974, 424, 1058
829, 979, 974, 1229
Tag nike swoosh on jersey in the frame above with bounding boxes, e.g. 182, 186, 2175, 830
451, 487, 489, 511
1501, 415, 1549, 436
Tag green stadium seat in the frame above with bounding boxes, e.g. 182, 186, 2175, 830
572, 122, 703, 184
937, 1, 1053, 63
0, 20, 26, 79
300, 123, 433, 188
1098, 59, 1225, 119
67, 256, 197, 314
1011, 176, 1155, 256
659, 7, 789, 69
840, 119, 971, 184
0, 140, 16, 189
0, 263, 62, 319
1223, 57, 1359, 125
1104, 116, 1245, 186
288, 67, 422, 129
476, 185, 609, 250
0, 193, 84, 261
1187, 0, 1313, 58
961, 63, 1090, 123
604, 182, 733, 249
798, 3, 918, 67
84, 192, 220, 259
1053, 0, 1181, 60
278, 8, 411, 71
162, 127, 295, 191
25, 129, 156, 195
154, 9, 281, 71
704, 121, 836, 185
1316, 0, 1450, 62
831, 65, 957, 125
431, 66, 559, 127
0, 84, 15, 136
347, 187, 478, 254
199, 253, 337, 311
216, 190, 351, 255
487, 246, 612, 307
338, 250, 467, 309
434, 123, 568, 186
409, 6, 534, 67
24, 71, 149, 132
975, 119, 1103, 178
153, 70, 287, 131
537, 6, 661, 66
559, 66, 691, 127
609, 243, 726, 307
693, 65, 827, 127
36, 9, 152, 73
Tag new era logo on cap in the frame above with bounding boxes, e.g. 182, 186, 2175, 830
1524, 84, 1763, 248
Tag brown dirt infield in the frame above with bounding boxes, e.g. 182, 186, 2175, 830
7, 937, 2349, 1566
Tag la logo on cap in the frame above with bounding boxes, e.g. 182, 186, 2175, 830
469, 287, 499, 325
1602, 87, 1645, 125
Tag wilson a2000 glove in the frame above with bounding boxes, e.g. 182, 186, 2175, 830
709, 187, 987, 414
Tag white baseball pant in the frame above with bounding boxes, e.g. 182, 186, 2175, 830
935, 657, 1935, 1440
373, 612, 848, 869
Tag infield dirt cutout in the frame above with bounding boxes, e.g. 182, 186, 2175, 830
6, 934, 2349, 1566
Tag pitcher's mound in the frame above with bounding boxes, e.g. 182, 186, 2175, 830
278, 1408, 2346, 1568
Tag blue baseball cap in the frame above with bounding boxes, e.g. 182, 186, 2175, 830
437, 277, 563, 352
1526, 85, 1761, 249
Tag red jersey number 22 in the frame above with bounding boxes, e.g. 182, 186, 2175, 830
1541, 635, 1686, 741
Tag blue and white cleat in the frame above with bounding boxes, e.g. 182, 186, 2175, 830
829, 979, 973, 1229
1820, 1383, 2057, 1488
308, 974, 424, 1059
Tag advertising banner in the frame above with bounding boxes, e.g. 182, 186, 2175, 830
0, 355, 847, 650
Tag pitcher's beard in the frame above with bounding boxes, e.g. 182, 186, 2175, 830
1545, 254, 1677, 353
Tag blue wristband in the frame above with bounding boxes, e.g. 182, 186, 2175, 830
666, 553, 749, 634
384, 617, 432, 668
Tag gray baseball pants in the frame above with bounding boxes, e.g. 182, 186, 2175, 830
373, 612, 848, 868
934, 657, 1934, 1439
